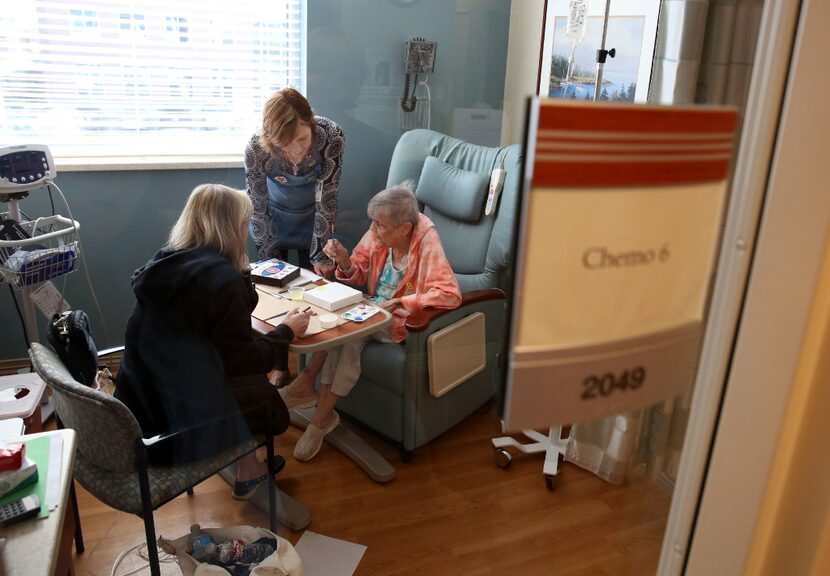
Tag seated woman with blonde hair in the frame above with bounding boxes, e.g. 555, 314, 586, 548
116, 183, 313, 500
280, 183, 461, 461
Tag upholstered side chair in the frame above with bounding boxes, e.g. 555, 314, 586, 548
29, 342, 279, 576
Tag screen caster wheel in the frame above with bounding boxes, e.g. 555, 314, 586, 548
494, 448, 512, 469
545, 474, 556, 491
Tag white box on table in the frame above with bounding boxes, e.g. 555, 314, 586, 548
302, 282, 363, 311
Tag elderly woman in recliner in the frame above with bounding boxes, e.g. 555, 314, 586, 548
279, 183, 461, 461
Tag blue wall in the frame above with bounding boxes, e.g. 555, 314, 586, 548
0, 0, 512, 360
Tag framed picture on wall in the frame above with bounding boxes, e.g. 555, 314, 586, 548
540, 0, 661, 102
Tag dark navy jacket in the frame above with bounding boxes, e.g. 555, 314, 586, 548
116, 246, 291, 464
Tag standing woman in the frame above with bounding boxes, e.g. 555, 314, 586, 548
244, 87, 345, 277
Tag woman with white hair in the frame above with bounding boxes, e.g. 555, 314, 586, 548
280, 183, 461, 461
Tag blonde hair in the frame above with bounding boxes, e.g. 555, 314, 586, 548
259, 88, 315, 157
168, 184, 253, 271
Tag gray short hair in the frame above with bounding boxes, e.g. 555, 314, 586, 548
367, 181, 419, 227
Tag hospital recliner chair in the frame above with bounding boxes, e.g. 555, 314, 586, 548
335, 129, 523, 458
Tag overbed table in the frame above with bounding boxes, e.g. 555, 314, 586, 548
250, 277, 397, 482
240, 277, 397, 532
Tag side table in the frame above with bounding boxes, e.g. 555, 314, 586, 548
0, 372, 46, 433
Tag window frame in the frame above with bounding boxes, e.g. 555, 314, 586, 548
540, 0, 660, 103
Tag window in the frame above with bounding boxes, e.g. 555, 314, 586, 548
541, 0, 660, 103
0, 0, 306, 160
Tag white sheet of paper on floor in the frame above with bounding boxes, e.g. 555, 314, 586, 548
293, 531, 366, 576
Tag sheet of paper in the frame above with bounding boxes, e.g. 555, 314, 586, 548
294, 531, 367, 576
286, 268, 322, 287
45, 434, 63, 510
31, 281, 71, 318
0, 435, 50, 519
253, 286, 352, 335
0, 419, 24, 438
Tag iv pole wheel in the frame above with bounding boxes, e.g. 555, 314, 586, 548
494, 448, 512, 469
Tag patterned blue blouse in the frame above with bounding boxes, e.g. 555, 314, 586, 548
244, 116, 345, 263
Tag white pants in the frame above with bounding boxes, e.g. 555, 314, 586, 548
322, 329, 394, 396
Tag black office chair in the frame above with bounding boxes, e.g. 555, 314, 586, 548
29, 342, 279, 576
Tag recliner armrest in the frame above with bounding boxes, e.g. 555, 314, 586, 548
405, 288, 506, 332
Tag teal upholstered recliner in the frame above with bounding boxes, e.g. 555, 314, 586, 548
335, 129, 523, 456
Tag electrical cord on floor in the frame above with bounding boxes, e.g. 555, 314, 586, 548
110, 539, 177, 576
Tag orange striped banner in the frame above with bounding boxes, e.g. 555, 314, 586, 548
532, 101, 739, 187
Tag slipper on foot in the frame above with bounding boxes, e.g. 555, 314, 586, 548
278, 384, 318, 409
232, 474, 268, 500
232, 455, 286, 500
294, 412, 340, 462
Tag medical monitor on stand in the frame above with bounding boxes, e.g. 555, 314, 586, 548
0, 144, 80, 343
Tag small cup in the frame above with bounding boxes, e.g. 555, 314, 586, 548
287, 287, 304, 301
319, 314, 338, 329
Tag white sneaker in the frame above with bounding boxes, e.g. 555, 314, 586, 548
294, 412, 340, 462
278, 379, 318, 409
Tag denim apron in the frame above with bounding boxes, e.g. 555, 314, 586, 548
265, 149, 323, 250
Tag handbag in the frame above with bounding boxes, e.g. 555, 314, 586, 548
46, 310, 99, 388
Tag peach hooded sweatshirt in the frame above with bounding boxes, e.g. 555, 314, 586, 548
335, 213, 461, 343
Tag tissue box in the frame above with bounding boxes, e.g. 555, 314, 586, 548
303, 282, 363, 311
0, 456, 38, 499
0, 443, 24, 472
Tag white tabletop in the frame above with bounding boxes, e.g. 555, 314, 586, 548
251, 281, 393, 353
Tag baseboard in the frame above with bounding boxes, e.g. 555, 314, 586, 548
0, 350, 124, 377
0, 358, 32, 376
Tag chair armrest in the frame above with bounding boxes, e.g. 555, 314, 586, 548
140, 402, 271, 448
98, 345, 125, 358
405, 288, 506, 333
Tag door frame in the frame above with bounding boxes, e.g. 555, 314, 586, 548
659, 0, 829, 572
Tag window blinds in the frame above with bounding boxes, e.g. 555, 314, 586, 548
0, 0, 305, 157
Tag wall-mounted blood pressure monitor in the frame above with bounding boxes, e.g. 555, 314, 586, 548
0, 144, 56, 193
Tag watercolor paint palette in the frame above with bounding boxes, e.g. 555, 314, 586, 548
341, 304, 381, 323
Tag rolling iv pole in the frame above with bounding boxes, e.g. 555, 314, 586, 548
593, 0, 615, 101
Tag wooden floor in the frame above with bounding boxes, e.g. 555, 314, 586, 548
65, 403, 671, 576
